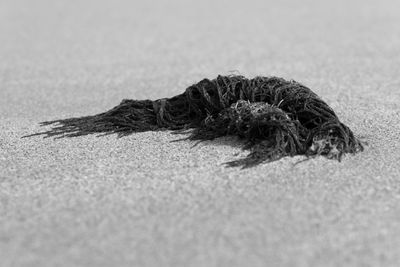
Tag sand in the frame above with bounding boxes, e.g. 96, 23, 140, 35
1, 0, 400, 266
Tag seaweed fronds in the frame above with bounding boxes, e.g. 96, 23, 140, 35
25, 99, 158, 138
190, 100, 305, 167
27, 75, 364, 167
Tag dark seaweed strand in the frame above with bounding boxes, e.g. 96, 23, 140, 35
25, 75, 363, 167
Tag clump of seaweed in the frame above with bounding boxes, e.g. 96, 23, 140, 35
27, 75, 364, 167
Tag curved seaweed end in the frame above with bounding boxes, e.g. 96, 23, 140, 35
305, 121, 364, 161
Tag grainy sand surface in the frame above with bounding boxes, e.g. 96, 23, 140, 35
1, 0, 400, 266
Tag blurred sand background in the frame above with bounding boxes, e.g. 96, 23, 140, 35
1, 0, 400, 266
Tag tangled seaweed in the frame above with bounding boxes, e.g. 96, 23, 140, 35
27, 75, 363, 167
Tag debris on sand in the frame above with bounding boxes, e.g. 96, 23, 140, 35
28, 75, 363, 167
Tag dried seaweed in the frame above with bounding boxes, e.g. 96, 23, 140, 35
26, 75, 364, 167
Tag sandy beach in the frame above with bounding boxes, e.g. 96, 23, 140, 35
1, 0, 400, 266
